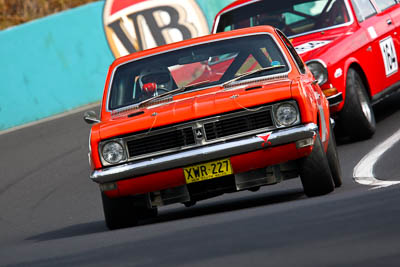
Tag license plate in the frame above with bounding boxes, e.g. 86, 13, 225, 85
184, 158, 233, 184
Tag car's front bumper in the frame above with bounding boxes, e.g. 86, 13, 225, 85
90, 123, 318, 184
327, 92, 343, 107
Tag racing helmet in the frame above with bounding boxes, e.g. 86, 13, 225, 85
138, 66, 173, 94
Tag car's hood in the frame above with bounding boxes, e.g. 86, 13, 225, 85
291, 26, 355, 62
98, 79, 293, 140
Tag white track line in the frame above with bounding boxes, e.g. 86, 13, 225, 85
353, 128, 400, 189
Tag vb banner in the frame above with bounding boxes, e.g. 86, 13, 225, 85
103, 0, 210, 58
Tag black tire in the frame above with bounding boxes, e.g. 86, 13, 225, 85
337, 68, 376, 140
101, 192, 157, 230
298, 135, 335, 197
326, 122, 342, 187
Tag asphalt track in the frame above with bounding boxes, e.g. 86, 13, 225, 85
0, 92, 399, 267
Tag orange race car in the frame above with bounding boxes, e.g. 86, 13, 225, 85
85, 26, 342, 230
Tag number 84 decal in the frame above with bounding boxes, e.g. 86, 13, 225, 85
380, 36, 398, 77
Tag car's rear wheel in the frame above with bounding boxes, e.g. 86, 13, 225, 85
326, 122, 342, 187
298, 135, 335, 197
101, 192, 157, 230
337, 68, 376, 140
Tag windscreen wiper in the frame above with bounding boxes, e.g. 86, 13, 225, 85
222, 65, 285, 87
138, 87, 185, 108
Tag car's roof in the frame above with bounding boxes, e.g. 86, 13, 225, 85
110, 25, 277, 69
216, 0, 258, 16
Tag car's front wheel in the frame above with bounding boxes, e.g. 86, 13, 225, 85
326, 122, 342, 187
101, 192, 157, 230
337, 68, 376, 140
298, 135, 335, 197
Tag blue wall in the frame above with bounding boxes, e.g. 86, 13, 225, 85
196, 0, 234, 28
0, 0, 234, 131
0, 2, 113, 130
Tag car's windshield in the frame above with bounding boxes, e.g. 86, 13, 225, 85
215, 0, 351, 37
108, 34, 289, 110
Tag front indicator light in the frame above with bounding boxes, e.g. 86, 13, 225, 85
296, 138, 315, 148
100, 182, 117, 192
322, 87, 338, 97
102, 141, 126, 164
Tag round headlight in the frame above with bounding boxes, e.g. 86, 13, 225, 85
102, 141, 126, 164
274, 103, 298, 127
306, 61, 328, 85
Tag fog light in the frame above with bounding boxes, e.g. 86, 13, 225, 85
296, 138, 314, 148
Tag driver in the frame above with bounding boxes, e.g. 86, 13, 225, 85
138, 66, 173, 98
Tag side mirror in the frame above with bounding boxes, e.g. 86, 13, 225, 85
83, 110, 100, 124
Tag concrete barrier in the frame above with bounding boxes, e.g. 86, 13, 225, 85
0, 0, 234, 131
0, 2, 113, 131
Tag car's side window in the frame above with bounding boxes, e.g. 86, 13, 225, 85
351, 0, 378, 21
374, 0, 397, 11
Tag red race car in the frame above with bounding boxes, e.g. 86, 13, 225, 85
213, 0, 400, 139
85, 26, 341, 230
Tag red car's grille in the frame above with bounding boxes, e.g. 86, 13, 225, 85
127, 127, 195, 158
124, 106, 275, 160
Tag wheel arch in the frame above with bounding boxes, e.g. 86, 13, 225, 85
346, 63, 372, 100
336, 61, 376, 139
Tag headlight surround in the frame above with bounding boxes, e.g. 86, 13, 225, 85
273, 102, 300, 127
101, 140, 127, 165
306, 60, 328, 85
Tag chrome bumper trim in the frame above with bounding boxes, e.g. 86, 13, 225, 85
90, 123, 318, 184
327, 92, 343, 107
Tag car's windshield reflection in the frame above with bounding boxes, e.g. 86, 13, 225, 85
216, 0, 351, 37
108, 34, 290, 110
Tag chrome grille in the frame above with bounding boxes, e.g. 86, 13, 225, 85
123, 106, 275, 160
